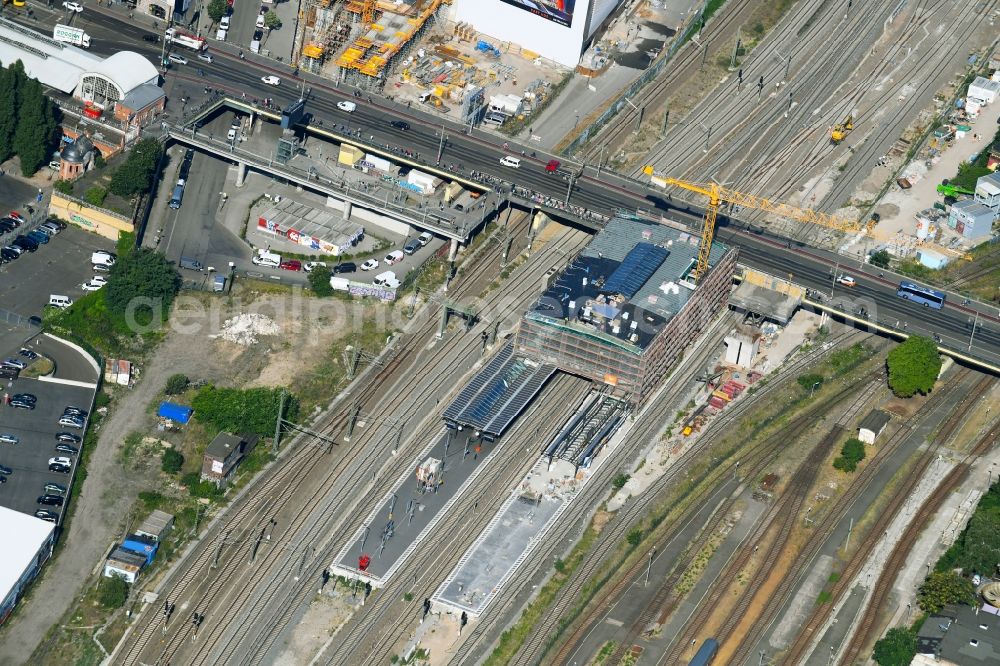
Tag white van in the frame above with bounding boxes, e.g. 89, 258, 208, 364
499, 155, 521, 168
251, 249, 281, 267
92, 251, 116, 266
49, 295, 73, 308
372, 270, 397, 287
216, 27, 227, 41
329, 276, 350, 292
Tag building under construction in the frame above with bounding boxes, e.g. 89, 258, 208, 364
300, 0, 451, 89
515, 216, 737, 406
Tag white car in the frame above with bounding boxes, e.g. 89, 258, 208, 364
256, 14, 266, 28
261, 75, 281, 86
168, 54, 188, 66
197, 52, 213, 63
303, 261, 327, 273
360, 258, 379, 271
836, 275, 856, 287
417, 231, 433, 246
220, 15, 230, 29
62, 1, 83, 12
49, 456, 72, 467
384, 251, 405, 265
337, 101, 357, 113
80, 281, 103, 292
89, 275, 107, 286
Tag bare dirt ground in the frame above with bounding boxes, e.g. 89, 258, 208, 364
273, 589, 358, 666
4, 286, 388, 666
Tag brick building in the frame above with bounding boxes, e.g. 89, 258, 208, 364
201, 433, 260, 487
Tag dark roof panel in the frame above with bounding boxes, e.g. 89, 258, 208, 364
602, 243, 668, 298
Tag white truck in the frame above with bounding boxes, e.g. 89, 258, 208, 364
53, 24, 91, 49
164, 27, 207, 52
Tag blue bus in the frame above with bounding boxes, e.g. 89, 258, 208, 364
897, 281, 945, 309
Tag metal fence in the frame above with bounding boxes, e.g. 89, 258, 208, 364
561, 0, 710, 157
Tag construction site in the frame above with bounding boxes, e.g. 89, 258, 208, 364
298, 0, 566, 126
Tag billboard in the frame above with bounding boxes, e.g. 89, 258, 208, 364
499, 0, 575, 27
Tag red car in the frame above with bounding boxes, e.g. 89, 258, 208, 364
8, 211, 23, 221
545, 159, 561, 173
279, 259, 302, 271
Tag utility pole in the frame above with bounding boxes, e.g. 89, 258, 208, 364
644, 548, 656, 586
969, 310, 980, 351
661, 109, 670, 135
633, 105, 644, 133
785, 90, 793, 117
737, 68, 743, 92
757, 75, 765, 102
845, 517, 853, 551
731, 28, 742, 68
344, 401, 361, 442
272, 390, 286, 454
436, 125, 446, 165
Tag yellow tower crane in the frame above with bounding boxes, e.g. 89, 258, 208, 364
641, 166, 879, 280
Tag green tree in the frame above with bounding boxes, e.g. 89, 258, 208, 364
164, 373, 189, 395
887, 336, 940, 398
263, 11, 282, 29
84, 186, 107, 207
950, 480, 1000, 574
869, 250, 891, 269
98, 574, 130, 609
917, 570, 976, 613
833, 438, 866, 473
612, 473, 630, 490
108, 138, 162, 198
626, 528, 643, 547
161, 448, 184, 474
797, 373, 824, 392
872, 626, 917, 666
14, 75, 58, 176
208, 0, 228, 22
53, 179, 74, 195
0, 65, 18, 163
103, 247, 181, 321
308, 266, 334, 296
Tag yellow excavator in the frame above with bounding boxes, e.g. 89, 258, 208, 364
831, 114, 854, 144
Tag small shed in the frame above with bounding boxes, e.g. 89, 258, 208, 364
201, 432, 260, 487
157, 402, 193, 424
858, 410, 891, 445
916, 249, 949, 270
135, 510, 174, 543
975, 171, 1000, 210
104, 547, 147, 584
949, 199, 996, 241
120, 534, 159, 566
968, 76, 1000, 104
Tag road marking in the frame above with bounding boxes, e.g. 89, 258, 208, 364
605, 618, 624, 627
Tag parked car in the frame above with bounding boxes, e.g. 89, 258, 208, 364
55, 444, 79, 455
88, 275, 108, 287
49, 456, 72, 467
3, 358, 26, 369
58, 416, 85, 429
0, 434, 19, 445
63, 406, 88, 417
48, 463, 71, 474
13, 393, 36, 403
333, 262, 357, 274
10, 400, 34, 410
19, 348, 38, 359
26, 230, 49, 244
37, 495, 65, 506
303, 261, 327, 273
384, 251, 404, 265
417, 232, 433, 246
35, 510, 59, 522
81, 281, 103, 291
403, 238, 421, 255
55, 432, 81, 444
44, 482, 67, 494
279, 259, 302, 271
360, 258, 379, 271
0, 464, 12, 475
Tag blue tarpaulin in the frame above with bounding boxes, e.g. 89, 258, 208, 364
121, 534, 158, 566
158, 402, 193, 424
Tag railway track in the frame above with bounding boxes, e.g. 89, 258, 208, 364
169, 226, 591, 665
512, 329, 874, 666
317, 374, 593, 666
837, 411, 999, 665
659, 373, 883, 665
108, 212, 567, 664
728, 368, 985, 664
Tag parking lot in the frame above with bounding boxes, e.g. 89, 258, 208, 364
0, 224, 116, 356
0, 372, 95, 522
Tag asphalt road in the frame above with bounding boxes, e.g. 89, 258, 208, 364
11, 9, 1000, 365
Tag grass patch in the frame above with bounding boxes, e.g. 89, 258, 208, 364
816, 589, 833, 605
21, 356, 54, 378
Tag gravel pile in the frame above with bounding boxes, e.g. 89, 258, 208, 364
214, 313, 281, 346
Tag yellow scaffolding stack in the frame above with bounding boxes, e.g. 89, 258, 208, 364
337, 0, 451, 80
